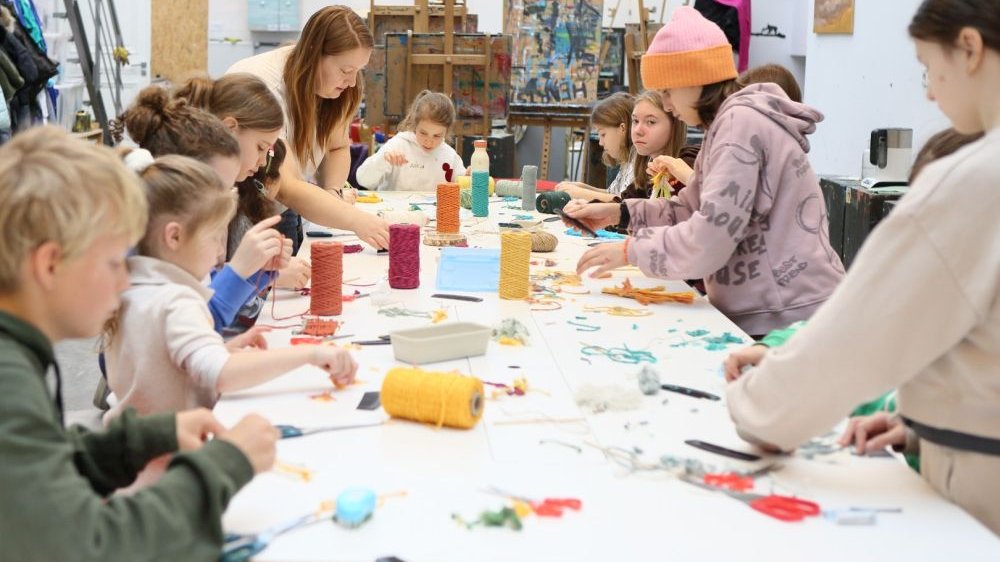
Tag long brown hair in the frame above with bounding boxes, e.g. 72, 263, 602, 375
591, 92, 635, 166
283, 6, 373, 169
909, 0, 1000, 51
175, 74, 284, 133
118, 85, 240, 161
632, 90, 687, 194
695, 78, 743, 128
398, 90, 456, 132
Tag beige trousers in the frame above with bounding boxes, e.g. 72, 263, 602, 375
921, 440, 1000, 536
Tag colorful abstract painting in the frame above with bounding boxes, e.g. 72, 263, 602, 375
505, 0, 605, 104
814, 0, 855, 34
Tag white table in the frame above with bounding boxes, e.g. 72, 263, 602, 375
215, 192, 1000, 561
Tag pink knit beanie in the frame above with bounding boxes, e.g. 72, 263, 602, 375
640, 6, 738, 89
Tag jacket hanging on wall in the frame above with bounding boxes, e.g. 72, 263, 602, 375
694, 0, 751, 72
0, 2, 57, 132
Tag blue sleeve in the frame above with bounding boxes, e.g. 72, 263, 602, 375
207, 265, 265, 331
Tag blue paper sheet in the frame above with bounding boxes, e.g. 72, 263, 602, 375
435, 248, 501, 292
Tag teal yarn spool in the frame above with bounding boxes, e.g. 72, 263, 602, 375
471, 171, 490, 217
535, 191, 571, 214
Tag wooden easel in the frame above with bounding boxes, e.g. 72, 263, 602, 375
508, 104, 593, 182
620, 0, 665, 94
401, 0, 492, 144
368, 0, 471, 36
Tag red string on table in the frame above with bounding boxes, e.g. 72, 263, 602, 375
388, 224, 420, 289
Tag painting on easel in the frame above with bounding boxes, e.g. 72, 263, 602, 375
504, 0, 605, 104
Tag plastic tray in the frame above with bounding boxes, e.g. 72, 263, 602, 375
389, 322, 491, 364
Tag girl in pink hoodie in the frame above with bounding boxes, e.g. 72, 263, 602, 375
565, 7, 844, 336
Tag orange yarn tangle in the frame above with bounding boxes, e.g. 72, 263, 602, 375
311, 242, 344, 316
602, 279, 696, 305
436, 182, 461, 234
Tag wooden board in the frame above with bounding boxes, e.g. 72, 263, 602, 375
503, 0, 604, 104
624, 22, 662, 93
373, 33, 512, 136
151, 0, 207, 83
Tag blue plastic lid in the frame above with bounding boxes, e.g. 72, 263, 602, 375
336, 487, 377, 526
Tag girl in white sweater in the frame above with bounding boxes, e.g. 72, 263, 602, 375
356, 90, 467, 191
105, 156, 357, 420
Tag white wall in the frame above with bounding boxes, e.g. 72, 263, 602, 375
747, 0, 806, 93
802, 0, 949, 176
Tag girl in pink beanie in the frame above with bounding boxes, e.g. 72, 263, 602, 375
563, 6, 844, 337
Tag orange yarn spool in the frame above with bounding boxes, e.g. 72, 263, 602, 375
436, 182, 461, 234
310, 242, 343, 316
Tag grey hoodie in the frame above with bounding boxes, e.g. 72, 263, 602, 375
625, 83, 845, 334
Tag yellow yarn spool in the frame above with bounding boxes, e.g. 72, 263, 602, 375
380, 367, 484, 429
499, 231, 531, 300
456, 175, 495, 196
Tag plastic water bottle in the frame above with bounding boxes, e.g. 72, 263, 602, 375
470, 139, 490, 217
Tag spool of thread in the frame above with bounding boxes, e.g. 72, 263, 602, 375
388, 224, 420, 289
471, 171, 490, 217
520, 165, 538, 211
378, 210, 429, 227
436, 182, 461, 233
499, 231, 531, 300
535, 191, 572, 214
530, 231, 558, 252
381, 367, 484, 429
495, 179, 522, 197
310, 242, 343, 316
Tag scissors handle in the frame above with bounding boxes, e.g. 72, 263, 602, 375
749, 495, 820, 522
276, 424, 303, 439
220, 537, 265, 562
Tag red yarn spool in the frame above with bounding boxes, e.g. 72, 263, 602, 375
310, 242, 343, 316
388, 224, 420, 289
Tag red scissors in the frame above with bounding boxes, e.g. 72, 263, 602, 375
683, 477, 820, 522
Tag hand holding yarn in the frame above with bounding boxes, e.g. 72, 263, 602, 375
576, 242, 628, 278
230, 215, 286, 277
310, 347, 358, 389
722, 344, 767, 382
218, 414, 280, 474
384, 151, 409, 166
647, 155, 694, 185
562, 201, 621, 233
276, 256, 312, 290
174, 408, 225, 451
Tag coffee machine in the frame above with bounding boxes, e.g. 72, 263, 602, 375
861, 128, 912, 187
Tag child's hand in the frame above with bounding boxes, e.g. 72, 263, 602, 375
576, 242, 628, 278
310, 347, 358, 389
384, 151, 408, 166
218, 414, 279, 474
226, 326, 271, 352
563, 200, 621, 232
342, 186, 358, 205
556, 182, 598, 200
648, 155, 694, 185
264, 237, 293, 272
230, 215, 284, 278
275, 256, 311, 290
723, 344, 768, 382
838, 412, 907, 454
175, 408, 225, 451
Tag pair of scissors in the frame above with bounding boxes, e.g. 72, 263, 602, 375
276, 421, 384, 439
682, 477, 820, 522
221, 509, 330, 562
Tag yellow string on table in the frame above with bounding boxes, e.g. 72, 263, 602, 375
381, 367, 484, 429
499, 231, 532, 300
